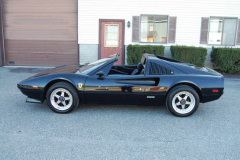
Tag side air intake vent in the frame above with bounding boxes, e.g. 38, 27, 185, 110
149, 62, 172, 75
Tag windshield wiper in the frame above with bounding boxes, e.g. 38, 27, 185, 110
77, 63, 90, 72
84, 63, 89, 66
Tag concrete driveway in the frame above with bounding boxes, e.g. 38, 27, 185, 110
0, 67, 240, 159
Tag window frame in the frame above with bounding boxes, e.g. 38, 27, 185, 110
207, 16, 238, 46
139, 14, 169, 44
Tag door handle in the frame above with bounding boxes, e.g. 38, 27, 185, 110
96, 88, 108, 91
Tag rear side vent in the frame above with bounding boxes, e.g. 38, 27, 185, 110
149, 62, 172, 75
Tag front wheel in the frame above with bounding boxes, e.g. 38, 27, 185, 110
166, 85, 199, 117
46, 82, 79, 113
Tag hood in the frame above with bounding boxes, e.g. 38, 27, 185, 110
26, 65, 79, 80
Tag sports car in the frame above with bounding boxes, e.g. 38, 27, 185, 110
18, 53, 224, 117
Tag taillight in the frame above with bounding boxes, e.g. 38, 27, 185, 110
212, 90, 219, 93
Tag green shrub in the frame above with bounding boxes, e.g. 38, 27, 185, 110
211, 47, 240, 73
171, 46, 207, 67
127, 45, 165, 65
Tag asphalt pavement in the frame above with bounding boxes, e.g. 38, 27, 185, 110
0, 67, 240, 160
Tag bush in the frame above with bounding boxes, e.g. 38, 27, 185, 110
171, 46, 207, 67
211, 47, 240, 73
127, 45, 165, 65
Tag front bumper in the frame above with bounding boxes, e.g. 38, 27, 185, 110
18, 84, 44, 103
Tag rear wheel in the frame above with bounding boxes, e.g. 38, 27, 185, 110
46, 82, 79, 113
166, 85, 199, 117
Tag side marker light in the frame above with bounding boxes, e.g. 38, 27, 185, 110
32, 85, 38, 88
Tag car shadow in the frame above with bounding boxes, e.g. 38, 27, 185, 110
29, 101, 172, 116
28, 101, 207, 118
75, 103, 169, 115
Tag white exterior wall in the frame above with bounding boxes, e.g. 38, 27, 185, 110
78, 0, 240, 47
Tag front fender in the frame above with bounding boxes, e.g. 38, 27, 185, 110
18, 73, 88, 102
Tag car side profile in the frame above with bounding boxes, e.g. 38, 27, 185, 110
18, 53, 224, 117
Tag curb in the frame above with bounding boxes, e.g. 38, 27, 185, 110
223, 75, 240, 80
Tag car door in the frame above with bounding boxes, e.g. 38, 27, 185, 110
84, 74, 150, 105
138, 60, 173, 106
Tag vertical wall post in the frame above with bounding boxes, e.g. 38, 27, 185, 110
0, 0, 5, 67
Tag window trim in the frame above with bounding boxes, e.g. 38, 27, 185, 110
207, 16, 238, 46
139, 14, 169, 44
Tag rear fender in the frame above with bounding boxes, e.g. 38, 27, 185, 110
167, 81, 202, 102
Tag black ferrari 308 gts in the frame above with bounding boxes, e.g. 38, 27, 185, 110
18, 53, 224, 117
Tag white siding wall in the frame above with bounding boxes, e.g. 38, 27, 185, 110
78, 0, 240, 47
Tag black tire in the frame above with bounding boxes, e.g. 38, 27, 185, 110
166, 85, 199, 117
46, 82, 79, 113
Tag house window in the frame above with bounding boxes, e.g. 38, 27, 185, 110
140, 15, 168, 43
208, 17, 237, 45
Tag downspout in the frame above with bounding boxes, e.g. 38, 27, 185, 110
0, 0, 5, 66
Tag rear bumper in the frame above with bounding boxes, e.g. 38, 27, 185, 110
201, 88, 224, 103
201, 94, 223, 103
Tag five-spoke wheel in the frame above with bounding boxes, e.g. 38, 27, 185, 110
46, 82, 79, 113
166, 85, 199, 117
50, 88, 73, 111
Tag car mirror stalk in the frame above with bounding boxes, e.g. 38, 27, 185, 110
96, 71, 105, 79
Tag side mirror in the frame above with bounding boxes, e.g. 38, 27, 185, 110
96, 71, 104, 78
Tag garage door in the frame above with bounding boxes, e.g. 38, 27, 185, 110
3, 0, 78, 66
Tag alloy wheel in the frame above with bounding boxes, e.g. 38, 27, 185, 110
172, 91, 196, 114
50, 88, 73, 111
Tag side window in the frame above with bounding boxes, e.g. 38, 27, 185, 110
148, 62, 172, 75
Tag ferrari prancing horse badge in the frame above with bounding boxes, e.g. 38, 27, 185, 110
78, 83, 83, 89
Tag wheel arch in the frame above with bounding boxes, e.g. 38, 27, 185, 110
43, 78, 79, 101
166, 82, 202, 102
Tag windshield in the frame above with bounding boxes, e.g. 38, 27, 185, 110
78, 57, 113, 75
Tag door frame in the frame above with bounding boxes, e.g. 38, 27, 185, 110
99, 19, 125, 65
